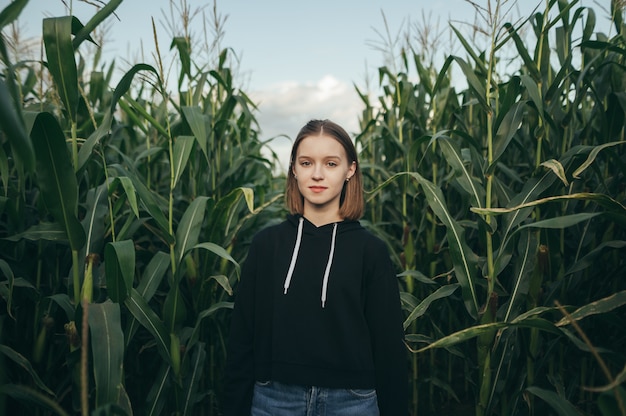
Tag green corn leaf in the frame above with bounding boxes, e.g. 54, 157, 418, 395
556, 290, 626, 327
3, 222, 67, 242
406, 172, 480, 319
72, 0, 122, 49
0, 259, 15, 319
49, 293, 74, 321
169, 333, 181, 377
432, 55, 455, 98
137, 251, 170, 302
544, 53, 572, 108
413, 54, 434, 95
182, 106, 209, 157
144, 364, 170, 416
520, 75, 544, 119
117, 167, 173, 244
522, 212, 603, 230
0, 345, 54, 396
505, 23, 541, 81
78, 63, 160, 171
397, 79, 414, 119
495, 76, 523, 130
415, 316, 562, 353
88, 301, 124, 408
0, 384, 68, 416
0, 8, 35, 176
437, 136, 484, 208
450, 55, 489, 112
187, 301, 233, 351
163, 284, 186, 333
127, 251, 170, 347
577, 39, 626, 74
43, 17, 79, 122
472, 193, 625, 216
104, 240, 135, 303
191, 71, 210, 105
171, 36, 192, 87
82, 184, 108, 256
215, 96, 237, 127
175, 196, 209, 265
0, 144, 7, 191
193, 242, 239, 272
540, 159, 569, 187
88, 71, 104, 105
404, 284, 460, 329
124, 288, 171, 365
572, 141, 625, 179
0, 0, 28, 28
205, 187, 254, 244
209, 274, 233, 296
450, 26, 486, 75
0, 79, 34, 172
525, 386, 583, 416
490, 101, 527, 170
210, 67, 233, 90
502, 230, 538, 322
181, 343, 206, 416
564, 240, 626, 277
582, 7, 596, 42
499, 172, 556, 252
77, 109, 113, 171
26, 111, 85, 251
397, 270, 435, 287
172, 136, 196, 189
112, 177, 140, 219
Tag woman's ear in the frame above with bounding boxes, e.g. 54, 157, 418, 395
347, 161, 356, 180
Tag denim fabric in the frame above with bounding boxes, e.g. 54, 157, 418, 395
251, 380, 379, 416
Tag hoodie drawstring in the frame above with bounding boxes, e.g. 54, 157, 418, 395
320, 223, 337, 308
284, 217, 304, 295
283, 218, 338, 308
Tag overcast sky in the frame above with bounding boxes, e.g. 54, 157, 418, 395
15, 0, 615, 170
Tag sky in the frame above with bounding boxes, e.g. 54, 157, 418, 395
13, 0, 616, 170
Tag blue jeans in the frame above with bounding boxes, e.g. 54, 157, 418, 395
251, 380, 379, 416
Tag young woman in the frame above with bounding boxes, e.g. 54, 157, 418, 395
223, 119, 408, 415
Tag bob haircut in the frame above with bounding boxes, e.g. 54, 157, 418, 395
285, 119, 364, 220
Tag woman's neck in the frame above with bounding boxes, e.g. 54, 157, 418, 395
302, 210, 343, 227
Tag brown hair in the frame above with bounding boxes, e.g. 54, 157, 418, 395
285, 119, 364, 220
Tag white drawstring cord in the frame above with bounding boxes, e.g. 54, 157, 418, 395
283, 217, 304, 294
320, 223, 337, 308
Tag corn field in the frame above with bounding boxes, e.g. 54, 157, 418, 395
0, 0, 625, 415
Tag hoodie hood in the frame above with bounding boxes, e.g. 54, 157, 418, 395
283, 214, 360, 308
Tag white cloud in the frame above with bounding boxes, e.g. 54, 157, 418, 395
249, 75, 363, 173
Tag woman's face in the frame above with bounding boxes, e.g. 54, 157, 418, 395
292, 134, 356, 218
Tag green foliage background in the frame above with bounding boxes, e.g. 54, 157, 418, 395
1, 0, 625, 415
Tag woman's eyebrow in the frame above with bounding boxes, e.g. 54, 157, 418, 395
297, 154, 342, 159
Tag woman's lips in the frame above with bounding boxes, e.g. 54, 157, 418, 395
309, 186, 327, 193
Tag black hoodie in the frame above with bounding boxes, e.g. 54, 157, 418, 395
223, 214, 408, 415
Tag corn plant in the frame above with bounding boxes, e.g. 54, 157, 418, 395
359, 0, 626, 415
0, 0, 279, 414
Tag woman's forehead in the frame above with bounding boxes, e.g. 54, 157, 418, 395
296, 134, 345, 156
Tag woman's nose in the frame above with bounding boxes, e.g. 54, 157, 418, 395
312, 165, 323, 179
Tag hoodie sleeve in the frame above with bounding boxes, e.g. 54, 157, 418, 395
222, 237, 259, 416
364, 238, 409, 416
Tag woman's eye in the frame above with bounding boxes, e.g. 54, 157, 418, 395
327, 161, 338, 167
300, 161, 311, 166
